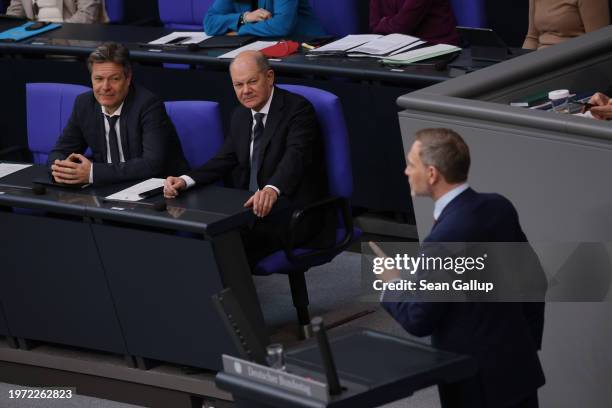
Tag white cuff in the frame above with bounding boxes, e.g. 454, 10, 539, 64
89, 165, 93, 184
264, 185, 280, 196
180, 175, 196, 189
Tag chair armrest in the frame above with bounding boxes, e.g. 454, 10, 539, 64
284, 196, 354, 265
0, 145, 28, 160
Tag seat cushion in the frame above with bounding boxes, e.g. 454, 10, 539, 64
253, 227, 361, 276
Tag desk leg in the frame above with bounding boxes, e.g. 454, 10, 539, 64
211, 231, 269, 346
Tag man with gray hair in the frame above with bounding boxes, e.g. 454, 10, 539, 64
164, 50, 331, 267
49, 42, 188, 185
374, 128, 546, 408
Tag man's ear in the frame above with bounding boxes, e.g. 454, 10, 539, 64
427, 165, 439, 185
267, 68, 275, 84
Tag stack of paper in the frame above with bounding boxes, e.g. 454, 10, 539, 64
149, 32, 211, 45
0, 163, 31, 179
105, 178, 164, 202
307, 34, 382, 54
218, 41, 278, 59
347, 34, 421, 57
381, 44, 461, 64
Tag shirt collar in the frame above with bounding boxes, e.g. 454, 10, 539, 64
433, 183, 469, 221
251, 87, 274, 118
101, 101, 124, 117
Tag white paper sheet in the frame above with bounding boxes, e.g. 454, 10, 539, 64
0, 163, 31, 179
149, 32, 211, 45
308, 34, 382, 53
105, 178, 164, 202
349, 33, 420, 56
218, 41, 278, 59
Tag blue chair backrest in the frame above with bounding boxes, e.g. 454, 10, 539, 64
159, 0, 214, 30
104, 0, 125, 23
164, 101, 224, 169
451, 0, 487, 28
26, 83, 91, 165
276, 85, 352, 199
309, 0, 359, 37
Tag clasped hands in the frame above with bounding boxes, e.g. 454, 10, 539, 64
51, 153, 91, 184
163, 176, 278, 218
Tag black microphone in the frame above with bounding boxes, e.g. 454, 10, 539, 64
310, 316, 342, 396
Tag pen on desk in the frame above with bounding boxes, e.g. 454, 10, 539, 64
577, 101, 595, 112
301, 42, 315, 50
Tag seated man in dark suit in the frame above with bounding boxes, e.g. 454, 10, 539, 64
49, 42, 189, 186
164, 50, 329, 265
372, 128, 546, 408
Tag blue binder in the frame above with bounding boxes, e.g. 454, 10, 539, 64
0, 22, 61, 41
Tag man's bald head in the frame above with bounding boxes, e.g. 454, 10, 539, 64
229, 50, 270, 74
230, 51, 275, 111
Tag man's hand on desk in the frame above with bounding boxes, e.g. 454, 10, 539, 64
163, 176, 186, 198
244, 186, 278, 218
51, 153, 91, 184
588, 92, 612, 120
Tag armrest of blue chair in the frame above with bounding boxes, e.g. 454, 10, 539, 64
284, 196, 354, 265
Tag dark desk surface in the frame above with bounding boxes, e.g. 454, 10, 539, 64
218, 329, 477, 408
0, 20, 469, 86
0, 163, 263, 236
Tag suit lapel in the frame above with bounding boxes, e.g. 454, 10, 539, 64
238, 108, 253, 167
94, 99, 107, 162
434, 188, 476, 228
254, 88, 284, 173
118, 88, 134, 159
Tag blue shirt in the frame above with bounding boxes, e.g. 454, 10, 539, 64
204, 0, 326, 37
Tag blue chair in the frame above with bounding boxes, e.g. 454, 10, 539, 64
159, 0, 214, 30
309, 0, 359, 37
450, 0, 487, 28
252, 84, 361, 336
164, 101, 224, 169
104, 0, 125, 23
26, 83, 91, 165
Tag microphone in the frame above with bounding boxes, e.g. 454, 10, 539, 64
310, 316, 342, 396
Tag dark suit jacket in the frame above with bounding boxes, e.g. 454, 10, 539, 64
383, 188, 546, 408
48, 84, 189, 186
188, 86, 328, 211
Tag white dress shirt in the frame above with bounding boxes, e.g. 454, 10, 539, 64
89, 102, 125, 183
180, 88, 280, 195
